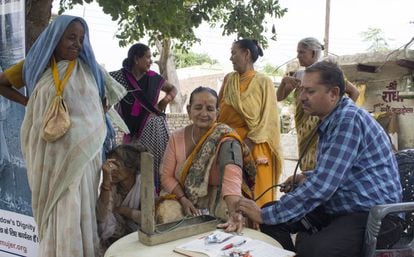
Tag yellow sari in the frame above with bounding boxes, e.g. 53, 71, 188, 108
294, 89, 319, 171
218, 70, 283, 207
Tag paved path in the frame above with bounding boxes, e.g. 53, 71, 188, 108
276, 159, 300, 200
276, 134, 301, 199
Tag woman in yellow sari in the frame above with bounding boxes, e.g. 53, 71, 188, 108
218, 39, 283, 207
159, 87, 255, 233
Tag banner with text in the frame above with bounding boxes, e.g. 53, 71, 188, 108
0, 1, 38, 256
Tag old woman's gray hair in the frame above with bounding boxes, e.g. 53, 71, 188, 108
298, 37, 324, 61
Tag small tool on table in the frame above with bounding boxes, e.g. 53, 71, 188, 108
221, 240, 247, 250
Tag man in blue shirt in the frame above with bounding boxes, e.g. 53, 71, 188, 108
238, 60, 403, 257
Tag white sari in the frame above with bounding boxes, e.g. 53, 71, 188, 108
97, 174, 141, 244
21, 60, 126, 257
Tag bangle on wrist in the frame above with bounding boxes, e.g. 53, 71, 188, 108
101, 184, 112, 191
176, 194, 185, 200
164, 94, 173, 102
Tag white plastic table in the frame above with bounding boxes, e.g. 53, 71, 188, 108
104, 228, 283, 257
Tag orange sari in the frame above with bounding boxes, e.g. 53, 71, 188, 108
218, 70, 283, 207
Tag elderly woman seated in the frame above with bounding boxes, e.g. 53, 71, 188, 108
96, 144, 145, 250
158, 86, 256, 233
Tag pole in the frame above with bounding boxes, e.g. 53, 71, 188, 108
324, 0, 331, 57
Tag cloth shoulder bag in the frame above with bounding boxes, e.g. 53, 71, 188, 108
41, 58, 76, 142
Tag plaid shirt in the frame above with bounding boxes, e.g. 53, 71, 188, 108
262, 97, 402, 225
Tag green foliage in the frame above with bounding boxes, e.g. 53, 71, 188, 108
260, 63, 285, 76
59, 0, 94, 12
58, 0, 287, 49
360, 27, 391, 52
282, 91, 295, 106
174, 49, 217, 68
259, 63, 295, 105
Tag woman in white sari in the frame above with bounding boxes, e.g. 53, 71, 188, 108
0, 15, 125, 257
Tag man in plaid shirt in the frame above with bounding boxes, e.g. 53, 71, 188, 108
238, 60, 404, 257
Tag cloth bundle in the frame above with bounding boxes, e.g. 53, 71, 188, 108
41, 95, 71, 142
41, 58, 75, 142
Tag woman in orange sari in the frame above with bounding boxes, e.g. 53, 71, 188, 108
218, 39, 283, 207
159, 87, 255, 233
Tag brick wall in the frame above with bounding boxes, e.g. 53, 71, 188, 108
166, 113, 191, 132
114, 113, 191, 144
115, 113, 294, 145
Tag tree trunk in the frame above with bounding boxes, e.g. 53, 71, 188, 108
155, 39, 185, 113
25, 0, 53, 52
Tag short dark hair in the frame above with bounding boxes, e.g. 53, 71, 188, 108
188, 86, 219, 108
305, 60, 345, 96
122, 43, 150, 70
234, 39, 263, 63
108, 144, 146, 175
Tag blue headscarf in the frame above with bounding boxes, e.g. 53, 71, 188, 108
23, 15, 104, 99
23, 15, 115, 157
